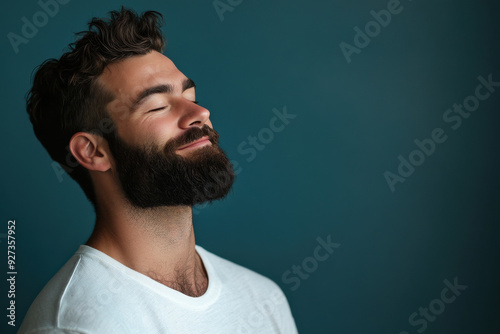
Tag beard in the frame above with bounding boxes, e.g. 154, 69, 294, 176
105, 125, 235, 208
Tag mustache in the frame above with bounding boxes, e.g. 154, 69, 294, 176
164, 125, 219, 152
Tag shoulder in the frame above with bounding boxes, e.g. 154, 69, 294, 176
196, 245, 298, 333
19, 246, 127, 334
18, 249, 82, 333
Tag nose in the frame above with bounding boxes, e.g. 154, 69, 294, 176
178, 100, 211, 129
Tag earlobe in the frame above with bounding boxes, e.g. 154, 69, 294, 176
69, 132, 111, 172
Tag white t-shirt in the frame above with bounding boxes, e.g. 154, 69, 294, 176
19, 245, 298, 334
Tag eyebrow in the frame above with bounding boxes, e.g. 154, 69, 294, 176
183, 78, 196, 91
131, 78, 196, 111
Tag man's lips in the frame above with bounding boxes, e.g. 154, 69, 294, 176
176, 136, 212, 151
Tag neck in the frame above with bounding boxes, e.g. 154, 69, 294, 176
86, 202, 208, 297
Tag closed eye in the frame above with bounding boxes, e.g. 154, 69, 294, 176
148, 106, 167, 112
193, 100, 199, 104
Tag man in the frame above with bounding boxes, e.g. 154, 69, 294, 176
19, 7, 297, 334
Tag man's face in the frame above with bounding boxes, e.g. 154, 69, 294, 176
97, 51, 234, 207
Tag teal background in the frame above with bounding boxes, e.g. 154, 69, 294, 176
1, 0, 499, 333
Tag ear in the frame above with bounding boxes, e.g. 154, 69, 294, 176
69, 132, 111, 172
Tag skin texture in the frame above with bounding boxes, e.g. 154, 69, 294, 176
68, 51, 213, 297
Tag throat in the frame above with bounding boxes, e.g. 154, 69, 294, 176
149, 273, 209, 297
147, 268, 208, 297
146, 252, 209, 297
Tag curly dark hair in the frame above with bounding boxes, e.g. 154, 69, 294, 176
26, 7, 165, 206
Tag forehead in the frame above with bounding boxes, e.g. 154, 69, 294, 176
98, 51, 186, 98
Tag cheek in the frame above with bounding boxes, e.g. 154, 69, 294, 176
142, 114, 181, 144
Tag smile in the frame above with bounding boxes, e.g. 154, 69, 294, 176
176, 136, 212, 151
